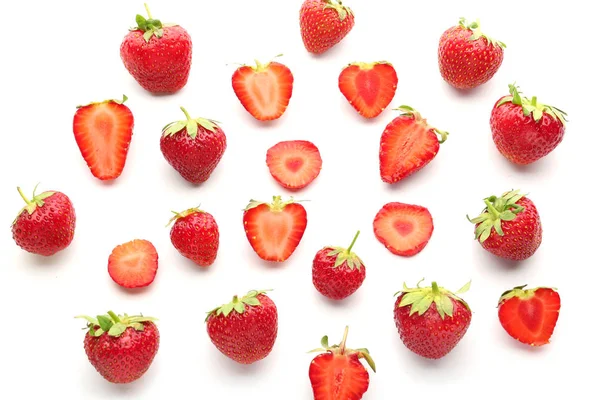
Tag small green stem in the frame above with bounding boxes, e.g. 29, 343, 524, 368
232, 295, 239, 303
484, 199, 500, 219
432, 282, 440, 296
180, 107, 192, 121
107, 311, 121, 323
144, 3, 152, 19
347, 231, 360, 253
17, 187, 31, 205
339, 326, 350, 354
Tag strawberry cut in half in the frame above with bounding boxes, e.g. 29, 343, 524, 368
373, 202, 434, 257
497, 285, 561, 346
266, 140, 322, 190
232, 58, 294, 121
73, 95, 134, 181
339, 61, 398, 118
243, 196, 307, 262
108, 239, 159, 288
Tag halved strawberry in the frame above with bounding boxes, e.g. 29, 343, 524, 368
373, 202, 434, 257
73, 95, 134, 181
498, 285, 561, 346
339, 61, 398, 118
108, 239, 159, 288
266, 140, 322, 190
380, 106, 448, 184
243, 196, 307, 262
232, 59, 294, 121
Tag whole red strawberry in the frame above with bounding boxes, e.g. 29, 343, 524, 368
77, 311, 159, 384
438, 18, 505, 89
206, 290, 278, 364
394, 280, 472, 359
300, 0, 355, 54
312, 231, 366, 300
491, 83, 567, 165
160, 107, 226, 184
12, 185, 76, 256
168, 207, 219, 267
468, 190, 542, 261
120, 4, 192, 93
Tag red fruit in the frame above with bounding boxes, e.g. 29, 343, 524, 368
120, 5, 192, 93
266, 140, 322, 190
232, 59, 294, 121
497, 285, 561, 346
312, 231, 366, 300
394, 280, 472, 359
78, 311, 159, 384
160, 107, 227, 184
206, 290, 278, 364
438, 18, 505, 89
379, 106, 448, 184
468, 190, 542, 261
491, 83, 567, 165
108, 239, 159, 288
339, 62, 398, 118
373, 202, 434, 257
168, 207, 219, 267
12, 185, 76, 256
72, 95, 134, 181
300, 0, 355, 54
309, 326, 375, 400
243, 196, 308, 262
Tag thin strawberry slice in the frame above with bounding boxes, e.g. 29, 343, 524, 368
339, 62, 398, 118
373, 202, 434, 257
310, 353, 370, 400
232, 60, 294, 121
379, 106, 447, 184
108, 239, 158, 288
266, 140, 322, 190
73, 96, 134, 181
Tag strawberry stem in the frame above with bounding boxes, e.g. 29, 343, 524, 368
180, 106, 192, 121
144, 3, 152, 19
431, 281, 440, 296
347, 231, 360, 253
107, 311, 121, 323
484, 199, 500, 219
17, 187, 31, 205
339, 326, 349, 354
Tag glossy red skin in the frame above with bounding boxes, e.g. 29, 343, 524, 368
12, 192, 75, 256
300, 0, 355, 54
438, 25, 504, 89
312, 248, 366, 300
309, 352, 369, 399
394, 295, 471, 359
160, 124, 226, 184
120, 26, 192, 94
476, 197, 542, 261
491, 100, 566, 165
206, 294, 278, 364
170, 211, 219, 267
83, 322, 159, 384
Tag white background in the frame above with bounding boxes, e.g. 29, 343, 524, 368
0, 0, 597, 398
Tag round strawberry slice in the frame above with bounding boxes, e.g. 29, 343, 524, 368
266, 140, 322, 190
108, 239, 159, 288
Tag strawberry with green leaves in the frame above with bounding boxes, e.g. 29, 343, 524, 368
168, 207, 219, 267
300, 0, 355, 54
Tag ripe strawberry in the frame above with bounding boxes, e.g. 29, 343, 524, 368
266, 140, 322, 190
72, 95, 134, 181
77, 311, 159, 383
232, 58, 294, 121
339, 62, 398, 118
160, 107, 226, 184
491, 83, 567, 165
373, 202, 434, 257
168, 207, 219, 267
379, 106, 448, 184
243, 196, 307, 262
108, 239, 159, 288
467, 190, 542, 261
206, 290, 278, 364
394, 280, 472, 359
309, 326, 375, 400
312, 231, 366, 300
300, 0, 355, 54
497, 285, 561, 346
12, 185, 76, 256
120, 4, 192, 94
438, 18, 505, 89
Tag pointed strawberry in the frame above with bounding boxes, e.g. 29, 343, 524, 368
300, 0, 355, 54
266, 140, 322, 190
167, 207, 219, 267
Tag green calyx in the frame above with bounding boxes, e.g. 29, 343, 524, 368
309, 326, 376, 373
326, 231, 364, 270
394, 105, 449, 143
497, 83, 567, 125
247, 54, 284, 72
395, 279, 471, 319
132, 3, 176, 43
163, 107, 220, 140
323, 0, 353, 21
497, 284, 557, 306
467, 189, 526, 243
166, 207, 203, 227
348, 61, 392, 70
244, 196, 298, 213
205, 290, 270, 321
76, 95, 127, 109
458, 17, 506, 48
76, 311, 157, 338
13, 184, 55, 225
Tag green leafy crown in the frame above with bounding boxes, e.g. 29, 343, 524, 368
325, 231, 364, 270
205, 290, 270, 321
394, 105, 449, 143
132, 3, 177, 43
395, 279, 471, 319
244, 196, 298, 213
76, 95, 127, 109
497, 284, 558, 306
467, 189, 526, 243
163, 107, 220, 140
323, 0, 354, 21
76, 311, 157, 338
309, 326, 376, 372
166, 207, 203, 227
458, 17, 506, 48
13, 184, 56, 225
497, 83, 567, 125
